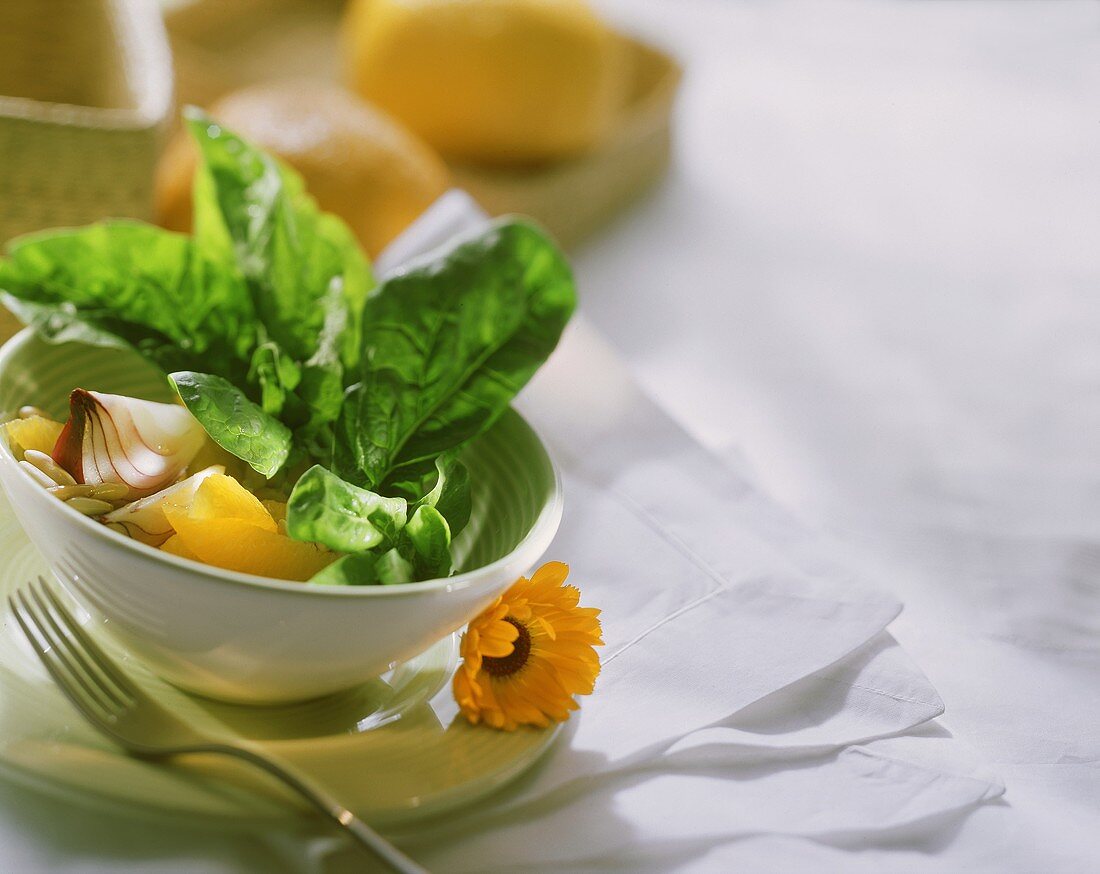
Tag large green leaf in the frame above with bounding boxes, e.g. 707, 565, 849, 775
0, 221, 255, 381
186, 109, 372, 396
333, 218, 575, 488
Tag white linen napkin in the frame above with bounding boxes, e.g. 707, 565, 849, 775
303, 192, 1003, 873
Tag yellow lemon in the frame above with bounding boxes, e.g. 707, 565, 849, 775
342, 0, 629, 165
156, 81, 450, 258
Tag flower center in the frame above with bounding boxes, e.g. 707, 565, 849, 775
482, 617, 531, 677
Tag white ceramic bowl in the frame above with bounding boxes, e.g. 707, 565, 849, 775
0, 330, 562, 704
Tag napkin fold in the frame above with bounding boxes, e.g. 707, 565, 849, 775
409, 732, 1003, 874
384, 633, 952, 862
671, 631, 944, 757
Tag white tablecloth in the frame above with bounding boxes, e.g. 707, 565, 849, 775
2, 0, 1098, 870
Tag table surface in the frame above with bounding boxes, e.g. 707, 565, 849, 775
2, 0, 1099, 870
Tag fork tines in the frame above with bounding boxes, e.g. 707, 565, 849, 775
9, 576, 137, 721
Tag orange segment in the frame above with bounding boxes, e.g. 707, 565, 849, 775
157, 473, 330, 581
168, 516, 336, 581
3, 416, 64, 460
161, 534, 199, 561
189, 474, 276, 532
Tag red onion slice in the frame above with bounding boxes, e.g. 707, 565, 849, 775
52, 390, 207, 498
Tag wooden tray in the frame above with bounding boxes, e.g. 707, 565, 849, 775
164, 0, 680, 249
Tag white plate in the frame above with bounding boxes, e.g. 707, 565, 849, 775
0, 493, 561, 831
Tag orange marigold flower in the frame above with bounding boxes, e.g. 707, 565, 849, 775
453, 561, 603, 731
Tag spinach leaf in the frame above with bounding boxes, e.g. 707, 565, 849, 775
0, 221, 255, 381
169, 371, 292, 477
308, 552, 380, 587
247, 340, 301, 418
186, 109, 372, 403
401, 505, 453, 579
384, 451, 472, 537
333, 218, 575, 488
299, 499, 453, 589
297, 282, 353, 430
286, 465, 407, 554
376, 549, 415, 585
309, 547, 416, 587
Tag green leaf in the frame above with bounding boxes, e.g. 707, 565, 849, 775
296, 282, 353, 431
169, 371, 292, 477
286, 465, 407, 554
383, 451, 472, 537
185, 108, 372, 397
308, 547, 417, 587
247, 340, 301, 418
401, 505, 453, 580
377, 548, 415, 585
0, 295, 136, 354
308, 552, 380, 587
333, 218, 575, 488
0, 221, 255, 381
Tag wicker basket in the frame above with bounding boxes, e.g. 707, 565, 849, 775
0, 0, 173, 341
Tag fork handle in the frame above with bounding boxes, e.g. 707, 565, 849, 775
198, 742, 428, 874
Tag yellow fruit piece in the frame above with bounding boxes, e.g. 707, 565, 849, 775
168, 516, 336, 581
342, 0, 629, 164
188, 474, 277, 533
161, 534, 199, 561
3, 416, 63, 461
156, 81, 449, 258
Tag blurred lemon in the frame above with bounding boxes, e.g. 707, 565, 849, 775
342, 0, 629, 165
156, 81, 449, 258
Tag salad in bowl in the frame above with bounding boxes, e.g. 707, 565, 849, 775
0, 111, 572, 702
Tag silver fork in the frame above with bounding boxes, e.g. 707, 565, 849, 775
9, 576, 428, 874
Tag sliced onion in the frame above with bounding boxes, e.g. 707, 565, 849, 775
102, 465, 225, 546
52, 390, 207, 498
